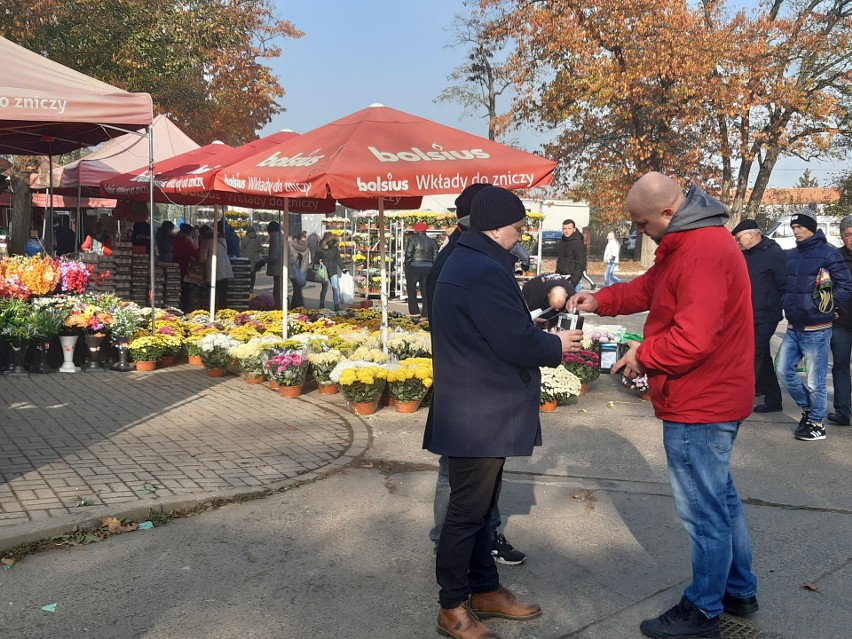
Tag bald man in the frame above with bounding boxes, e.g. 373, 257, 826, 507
521, 273, 573, 314
569, 172, 758, 639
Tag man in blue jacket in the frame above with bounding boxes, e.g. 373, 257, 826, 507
829, 215, 852, 426
732, 219, 787, 413
778, 208, 852, 441
424, 186, 582, 639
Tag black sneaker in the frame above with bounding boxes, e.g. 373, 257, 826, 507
640, 596, 720, 639
794, 410, 811, 437
491, 533, 526, 565
722, 593, 758, 617
827, 412, 850, 426
795, 420, 826, 441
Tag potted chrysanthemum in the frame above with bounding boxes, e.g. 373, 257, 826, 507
266, 351, 310, 397
561, 349, 601, 392
128, 335, 166, 371
308, 349, 344, 394
231, 336, 282, 383
540, 366, 582, 411
198, 333, 240, 377
386, 358, 433, 413
333, 363, 388, 415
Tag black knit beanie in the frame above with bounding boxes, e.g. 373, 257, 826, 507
791, 208, 818, 233
469, 186, 526, 231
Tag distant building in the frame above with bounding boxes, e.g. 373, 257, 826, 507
759, 187, 841, 217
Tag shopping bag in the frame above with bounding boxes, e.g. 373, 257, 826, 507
339, 270, 355, 304
184, 260, 205, 284
315, 263, 329, 284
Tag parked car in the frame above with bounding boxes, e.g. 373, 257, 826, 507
540, 230, 562, 256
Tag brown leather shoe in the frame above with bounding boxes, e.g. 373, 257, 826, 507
470, 586, 542, 620
437, 601, 500, 639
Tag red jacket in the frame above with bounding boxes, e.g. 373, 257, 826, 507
595, 226, 754, 423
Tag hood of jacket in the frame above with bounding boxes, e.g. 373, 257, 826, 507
665, 184, 729, 235
795, 229, 828, 251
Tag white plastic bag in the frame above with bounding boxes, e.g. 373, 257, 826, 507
339, 270, 355, 305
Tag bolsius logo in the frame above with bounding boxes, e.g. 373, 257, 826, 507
222, 174, 246, 189
357, 173, 409, 193
367, 144, 490, 163
256, 148, 325, 168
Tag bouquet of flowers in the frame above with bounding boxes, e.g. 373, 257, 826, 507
0, 299, 38, 341
338, 364, 388, 404
31, 305, 68, 339
386, 358, 432, 402
198, 333, 240, 369
265, 352, 309, 387
128, 335, 166, 362
230, 336, 282, 376
63, 304, 113, 336
110, 307, 142, 338
308, 350, 344, 384
561, 349, 601, 383
540, 366, 582, 403
623, 373, 650, 393
58, 259, 95, 293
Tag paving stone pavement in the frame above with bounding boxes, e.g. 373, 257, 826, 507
0, 365, 370, 540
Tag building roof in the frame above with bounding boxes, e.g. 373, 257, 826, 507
761, 188, 841, 205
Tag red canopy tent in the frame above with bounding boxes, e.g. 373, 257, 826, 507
211, 103, 558, 340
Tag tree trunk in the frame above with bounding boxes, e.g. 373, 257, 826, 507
746, 146, 782, 219
8, 176, 32, 256
639, 233, 656, 267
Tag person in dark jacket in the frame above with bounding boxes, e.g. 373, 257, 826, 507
424, 183, 528, 568
315, 231, 342, 311
777, 207, 852, 441
732, 219, 787, 413
828, 215, 852, 426
521, 273, 574, 313
555, 219, 587, 290
173, 223, 199, 312
424, 186, 581, 639
404, 221, 438, 317
155, 220, 175, 263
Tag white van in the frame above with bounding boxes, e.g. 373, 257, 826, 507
765, 215, 842, 249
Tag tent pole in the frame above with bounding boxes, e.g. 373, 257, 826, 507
46, 152, 54, 255
210, 205, 219, 318
282, 200, 290, 338
75, 183, 82, 259
379, 197, 387, 353
148, 125, 156, 334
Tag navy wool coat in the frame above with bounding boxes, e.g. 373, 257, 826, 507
423, 230, 563, 458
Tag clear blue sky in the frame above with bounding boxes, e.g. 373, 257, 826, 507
266, 0, 843, 189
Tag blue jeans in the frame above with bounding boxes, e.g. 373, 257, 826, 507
830, 324, 852, 421
604, 262, 622, 286
319, 273, 339, 310
431, 454, 502, 544
777, 328, 831, 422
663, 421, 757, 618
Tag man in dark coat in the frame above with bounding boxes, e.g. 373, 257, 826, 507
404, 221, 438, 317
424, 185, 581, 639
778, 208, 852, 441
555, 219, 587, 291
828, 215, 852, 426
425, 183, 528, 568
732, 219, 787, 413
521, 273, 574, 313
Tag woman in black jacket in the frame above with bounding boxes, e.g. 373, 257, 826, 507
315, 232, 342, 311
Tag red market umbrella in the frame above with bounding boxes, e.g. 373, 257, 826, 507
102, 133, 335, 317
212, 103, 558, 341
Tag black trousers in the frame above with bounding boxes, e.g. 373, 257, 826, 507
436, 457, 504, 609
406, 262, 432, 317
755, 321, 782, 408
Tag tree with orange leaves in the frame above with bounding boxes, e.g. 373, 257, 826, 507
483, 0, 851, 240
0, 1, 302, 145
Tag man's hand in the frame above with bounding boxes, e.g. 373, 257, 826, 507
555, 329, 584, 353
567, 292, 599, 314
611, 340, 645, 379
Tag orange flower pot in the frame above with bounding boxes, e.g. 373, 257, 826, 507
279, 384, 303, 398
158, 355, 174, 367
540, 400, 558, 412
245, 374, 264, 384
640, 391, 651, 401
188, 355, 203, 366
317, 383, 339, 395
394, 400, 420, 413
135, 360, 157, 372
268, 379, 280, 391
206, 367, 226, 377
580, 383, 588, 394
351, 401, 379, 416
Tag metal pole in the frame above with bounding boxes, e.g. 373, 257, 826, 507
379, 197, 388, 353
282, 200, 290, 338
148, 126, 156, 334
210, 205, 218, 318
536, 199, 543, 275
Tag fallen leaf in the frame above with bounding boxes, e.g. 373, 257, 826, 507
607, 401, 615, 408
0, 558, 15, 567
100, 516, 138, 534
801, 582, 820, 592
